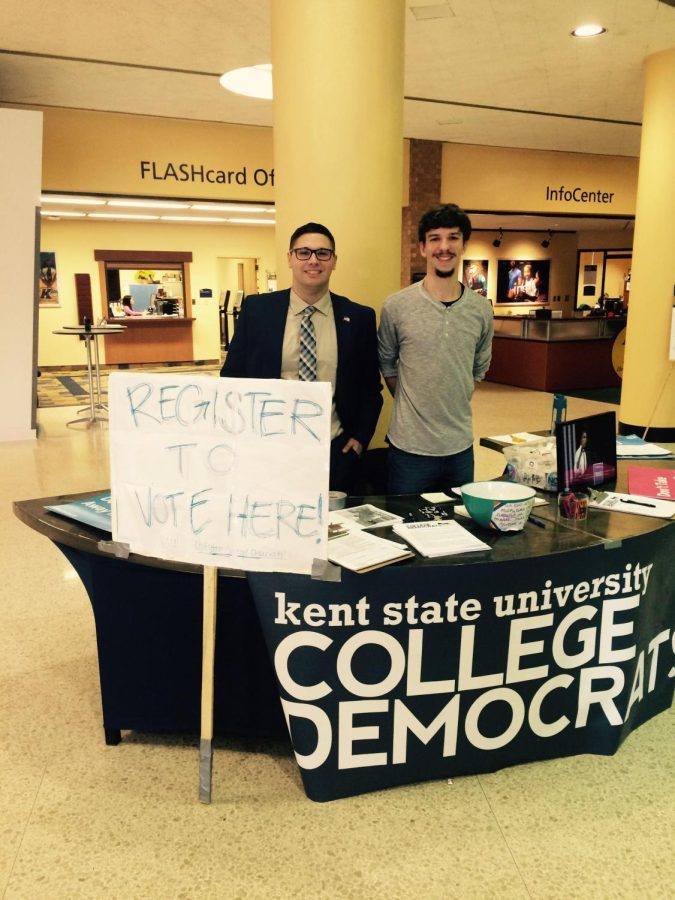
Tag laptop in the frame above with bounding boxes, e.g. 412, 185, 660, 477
555, 411, 617, 492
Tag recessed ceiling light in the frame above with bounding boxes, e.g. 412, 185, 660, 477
107, 200, 190, 209
219, 64, 272, 100
88, 213, 159, 220
160, 216, 229, 223
571, 24, 607, 37
41, 196, 105, 205
227, 218, 275, 225
39, 210, 87, 217
191, 203, 274, 213
410, 3, 454, 21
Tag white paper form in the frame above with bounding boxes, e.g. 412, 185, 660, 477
588, 490, 675, 519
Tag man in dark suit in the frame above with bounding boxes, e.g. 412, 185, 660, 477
221, 222, 383, 493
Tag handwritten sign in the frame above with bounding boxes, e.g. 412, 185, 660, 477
108, 372, 331, 574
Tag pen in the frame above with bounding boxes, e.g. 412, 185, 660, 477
621, 499, 656, 508
528, 514, 547, 528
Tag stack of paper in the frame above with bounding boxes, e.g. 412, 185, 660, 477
616, 435, 674, 459
587, 489, 675, 519
327, 531, 414, 573
392, 519, 492, 557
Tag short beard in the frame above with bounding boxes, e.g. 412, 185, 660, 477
434, 267, 455, 279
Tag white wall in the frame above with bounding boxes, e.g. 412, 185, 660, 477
0, 108, 43, 441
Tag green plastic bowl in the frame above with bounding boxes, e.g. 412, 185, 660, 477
461, 481, 536, 532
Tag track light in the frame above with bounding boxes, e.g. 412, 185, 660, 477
541, 230, 553, 248
492, 228, 503, 248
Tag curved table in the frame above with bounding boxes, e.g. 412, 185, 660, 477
14, 459, 675, 801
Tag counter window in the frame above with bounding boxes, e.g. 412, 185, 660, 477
94, 250, 193, 319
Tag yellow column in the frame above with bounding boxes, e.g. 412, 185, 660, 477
271, 0, 405, 445
619, 48, 675, 439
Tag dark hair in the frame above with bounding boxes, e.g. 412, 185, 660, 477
418, 204, 472, 243
289, 222, 335, 250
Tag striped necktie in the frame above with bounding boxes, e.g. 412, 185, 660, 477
299, 305, 317, 381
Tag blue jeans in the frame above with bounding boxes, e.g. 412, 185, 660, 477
387, 443, 475, 495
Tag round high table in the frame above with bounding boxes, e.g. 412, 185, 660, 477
52, 324, 126, 427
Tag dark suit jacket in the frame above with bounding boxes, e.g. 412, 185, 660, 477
221, 289, 383, 449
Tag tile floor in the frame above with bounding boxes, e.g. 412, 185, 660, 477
1, 382, 673, 899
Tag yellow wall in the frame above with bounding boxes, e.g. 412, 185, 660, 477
35, 108, 641, 366
441, 143, 638, 216
42, 108, 274, 201
39, 219, 276, 366
467, 231, 578, 314
577, 229, 634, 250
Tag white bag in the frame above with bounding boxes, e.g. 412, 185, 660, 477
503, 438, 558, 492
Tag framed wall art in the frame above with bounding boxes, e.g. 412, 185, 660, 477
39, 251, 60, 306
496, 259, 550, 304
462, 259, 489, 296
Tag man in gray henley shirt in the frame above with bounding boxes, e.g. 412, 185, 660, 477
378, 203, 494, 493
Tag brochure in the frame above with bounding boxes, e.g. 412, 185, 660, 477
392, 519, 492, 557
626, 465, 675, 501
616, 435, 674, 459
327, 530, 414, 573
46, 492, 113, 532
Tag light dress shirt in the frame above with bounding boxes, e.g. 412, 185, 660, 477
281, 290, 342, 439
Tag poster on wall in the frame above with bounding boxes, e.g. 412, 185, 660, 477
462, 260, 489, 296
38, 251, 59, 306
496, 259, 550, 304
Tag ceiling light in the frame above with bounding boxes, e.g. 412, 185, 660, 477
541, 230, 553, 248
410, 4, 455, 21
160, 216, 229, 223
219, 64, 272, 100
492, 228, 503, 248
41, 196, 105, 205
40, 210, 87, 217
107, 200, 190, 209
571, 24, 606, 37
227, 218, 276, 225
191, 204, 275, 213
88, 213, 159, 220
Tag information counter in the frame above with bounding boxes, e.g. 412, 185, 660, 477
104, 316, 195, 365
14, 458, 675, 802
488, 315, 625, 391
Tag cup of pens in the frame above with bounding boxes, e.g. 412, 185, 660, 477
557, 490, 588, 520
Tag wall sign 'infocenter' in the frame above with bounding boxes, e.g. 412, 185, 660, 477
140, 160, 275, 186
545, 185, 615, 203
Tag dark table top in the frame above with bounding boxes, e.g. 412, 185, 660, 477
14, 469, 674, 578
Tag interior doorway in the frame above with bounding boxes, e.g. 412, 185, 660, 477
575, 249, 632, 309
216, 257, 259, 309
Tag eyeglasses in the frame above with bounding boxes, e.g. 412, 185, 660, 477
290, 247, 335, 261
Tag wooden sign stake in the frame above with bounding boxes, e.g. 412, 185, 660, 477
198, 565, 218, 803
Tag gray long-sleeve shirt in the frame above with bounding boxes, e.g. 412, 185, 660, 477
378, 281, 494, 456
